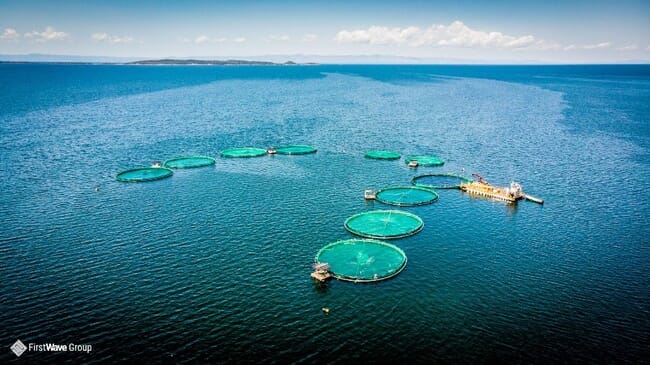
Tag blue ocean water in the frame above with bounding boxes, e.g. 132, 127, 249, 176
1, 63, 648, 364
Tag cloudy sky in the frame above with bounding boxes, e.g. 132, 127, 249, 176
1, 0, 648, 63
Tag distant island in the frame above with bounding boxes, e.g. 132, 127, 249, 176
128, 59, 298, 65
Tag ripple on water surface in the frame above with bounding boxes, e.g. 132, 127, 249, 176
1, 66, 648, 364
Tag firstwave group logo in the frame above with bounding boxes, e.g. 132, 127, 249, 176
9, 339, 92, 357
10, 339, 27, 357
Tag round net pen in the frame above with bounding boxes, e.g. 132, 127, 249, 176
344, 210, 424, 239
411, 173, 473, 189
315, 239, 407, 282
404, 155, 445, 167
274, 145, 317, 155
220, 147, 268, 158
163, 156, 216, 169
374, 186, 439, 206
116, 167, 173, 182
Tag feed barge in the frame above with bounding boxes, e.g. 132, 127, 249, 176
460, 174, 544, 204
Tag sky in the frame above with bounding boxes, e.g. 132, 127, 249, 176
1, 0, 649, 63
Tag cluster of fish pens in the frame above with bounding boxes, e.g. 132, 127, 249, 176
115, 145, 317, 182
312, 150, 543, 287
115, 147, 542, 288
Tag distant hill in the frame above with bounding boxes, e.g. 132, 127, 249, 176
0, 53, 139, 63
0, 54, 302, 65
128, 59, 294, 65
2, 53, 646, 65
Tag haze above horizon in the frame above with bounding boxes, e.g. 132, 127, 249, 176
1, 0, 648, 64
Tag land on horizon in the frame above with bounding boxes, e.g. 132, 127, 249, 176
0, 54, 648, 65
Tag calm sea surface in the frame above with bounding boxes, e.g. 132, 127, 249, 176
1, 64, 648, 364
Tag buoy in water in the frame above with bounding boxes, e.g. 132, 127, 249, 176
322, 307, 330, 315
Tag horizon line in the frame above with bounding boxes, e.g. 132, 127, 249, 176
1, 53, 649, 65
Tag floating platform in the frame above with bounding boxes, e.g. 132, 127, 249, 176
365, 150, 401, 160
315, 239, 407, 282
116, 167, 173, 182
163, 156, 216, 169
311, 262, 332, 282
344, 210, 424, 239
524, 194, 544, 204
460, 174, 543, 204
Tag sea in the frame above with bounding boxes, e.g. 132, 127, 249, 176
1, 64, 648, 364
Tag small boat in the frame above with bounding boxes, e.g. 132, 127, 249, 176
311, 262, 332, 282
267, 148, 277, 155
408, 160, 419, 168
151, 161, 162, 168
364, 189, 376, 200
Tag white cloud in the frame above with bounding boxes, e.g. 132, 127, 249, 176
335, 21, 535, 49
186, 35, 229, 44
269, 35, 290, 41
302, 33, 318, 42
526, 39, 562, 51
336, 25, 419, 45
564, 42, 612, 51
617, 44, 638, 51
194, 35, 210, 44
24, 26, 68, 42
0, 28, 19, 40
91, 32, 135, 44
582, 42, 611, 49
232, 37, 246, 43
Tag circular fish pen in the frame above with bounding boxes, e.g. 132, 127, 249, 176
116, 167, 173, 182
344, 210, 424, 239
411, 173, 473, 189
163, 156, 216, 169
315, 239, 407, 282
375, 186, 439, 206
404, 155, 445, 167
220, 147, 268, 158
274, 145, 317, 155
365, 150, 401, 160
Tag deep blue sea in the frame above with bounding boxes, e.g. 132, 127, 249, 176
1, 64, 649, 364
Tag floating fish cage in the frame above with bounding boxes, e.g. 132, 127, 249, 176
274, 145, 317, 155
163, 156, 216, 169
315, 239, 407, 282
365, 150, 401, 160
404, 155, 445, 167
374, 186, 439, 206
116, 167, 173, 182
411, 173, 473, 190
220, 147, 268, 158
344, 210, 424, 239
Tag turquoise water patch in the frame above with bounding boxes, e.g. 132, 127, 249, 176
1, 65, 648, 364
